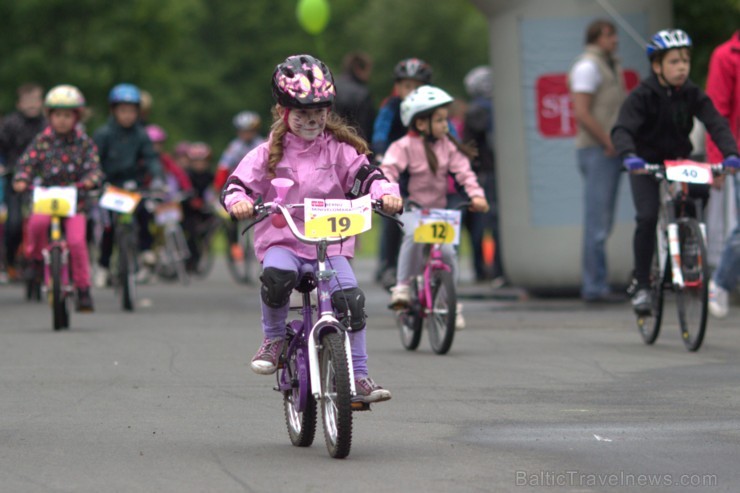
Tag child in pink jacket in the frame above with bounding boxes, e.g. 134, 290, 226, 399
222, 55, 402, 403
381, 86, 489, 330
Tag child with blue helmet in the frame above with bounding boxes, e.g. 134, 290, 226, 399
611, 29, 740, 315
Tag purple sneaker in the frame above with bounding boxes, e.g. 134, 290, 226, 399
354, 376, 391, 403
251, 338, 284, 375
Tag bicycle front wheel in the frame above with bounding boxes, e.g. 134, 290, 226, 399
427, 270, 456, 355
319, 332, 353, 459
675, 218, 708, 351
50, 246, 69, 330
397, 280, 423, 351
118, 231, 136, 312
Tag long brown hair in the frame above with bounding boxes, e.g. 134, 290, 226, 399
266, 106, 370, 178
412, 107, 478, 175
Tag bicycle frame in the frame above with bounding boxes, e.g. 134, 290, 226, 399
417, 243, 453, 314
650, 165, 713, 290
42, 215, 71, 293
262, 202, 357, 401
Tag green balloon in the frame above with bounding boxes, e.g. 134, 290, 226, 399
296, 0, 330, 35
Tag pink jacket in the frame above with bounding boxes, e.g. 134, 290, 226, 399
221, 131, 397, 261
380, 133, 484, 208
705, 31, 740, 163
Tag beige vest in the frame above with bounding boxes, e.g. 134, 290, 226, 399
570, 45, 626, 149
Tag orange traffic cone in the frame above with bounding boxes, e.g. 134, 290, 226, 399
482, 233, 496, 268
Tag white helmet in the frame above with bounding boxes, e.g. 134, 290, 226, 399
232, 110, 261, 130
400, 85, 454, 127
464, 66, 492, 98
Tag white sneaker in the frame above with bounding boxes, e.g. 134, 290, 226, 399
140, 250, 157, 267
390, 284, 410, 307
455, 303, 465, 331
94, 268, 109, 288
135, 267, 152, 284
709, 279, 729, 319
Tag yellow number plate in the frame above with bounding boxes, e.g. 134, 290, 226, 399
305, 213, 366, 238
414, 221, 456, 244
32, 187, 78, 217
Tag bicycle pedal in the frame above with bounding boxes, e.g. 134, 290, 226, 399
351, 401, 371, 411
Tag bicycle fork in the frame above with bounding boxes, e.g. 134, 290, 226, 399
306, 257, 357, 400
42, 217, 71, 296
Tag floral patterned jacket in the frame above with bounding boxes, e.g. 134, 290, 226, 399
15, 126, 103, 209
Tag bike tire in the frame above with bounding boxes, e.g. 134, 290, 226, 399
191, 227, 215, 279
638, 246, 666, 345
675, 218, 708, 351
119, 232, 136, 312
319, 332, 353, 459
283, 350, 317, 447
397, 279, 423, 351
50, 247, 68, 331
224, 223, 254, 284
167, 228, 189, 285
427, 270, 456, 355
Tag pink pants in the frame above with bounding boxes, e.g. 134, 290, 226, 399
25, 213, 90, 289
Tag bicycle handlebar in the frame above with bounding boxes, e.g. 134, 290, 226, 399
643, 162, 725, 177
406, 200, 472, 211
238, 199, 402, 242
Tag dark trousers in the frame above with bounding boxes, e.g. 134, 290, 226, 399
3, 182, 24, 266
629, 173, 708, 286
98, 204, 154, 269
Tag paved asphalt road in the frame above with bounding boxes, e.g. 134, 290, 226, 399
1, 258, 739, 493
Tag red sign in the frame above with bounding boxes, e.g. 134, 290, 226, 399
536, 70, 640, 138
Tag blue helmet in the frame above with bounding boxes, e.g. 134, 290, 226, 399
108, 83, 141, 105
646, 29, 692, 60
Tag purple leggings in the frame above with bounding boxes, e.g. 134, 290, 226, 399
260, 247, 369, 377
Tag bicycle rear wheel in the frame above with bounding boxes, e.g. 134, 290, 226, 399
638, 246, 666, 345
224, 222, 254, 284
319, 332, 353, 459
427, 270, 456, 355
396, 279, 423, 351
675, 218, 708, 351
50, 246, 69, 331
283, 349, 317, 447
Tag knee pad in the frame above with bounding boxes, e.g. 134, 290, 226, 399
331, 287, 366, 332
260, 267, 298, 308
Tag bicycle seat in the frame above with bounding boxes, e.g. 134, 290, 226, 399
295, 263, 317, 293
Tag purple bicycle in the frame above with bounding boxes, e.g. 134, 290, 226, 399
242, 178, 401, 459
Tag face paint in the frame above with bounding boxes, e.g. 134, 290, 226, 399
287, 107, 328, 141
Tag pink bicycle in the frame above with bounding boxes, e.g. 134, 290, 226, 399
394, 202, 467, 355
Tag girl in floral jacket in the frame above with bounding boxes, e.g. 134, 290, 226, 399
13, 85, 102, 312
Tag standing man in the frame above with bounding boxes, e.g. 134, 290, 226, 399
333, 51, 375, 142
569, 19, 627, 303
705, 29, 740, 318
0, 83, 46, 282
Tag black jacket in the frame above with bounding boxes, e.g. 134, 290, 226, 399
333, 73, 375, 141
611, 74, 738, 163
0, 112, 46, 171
